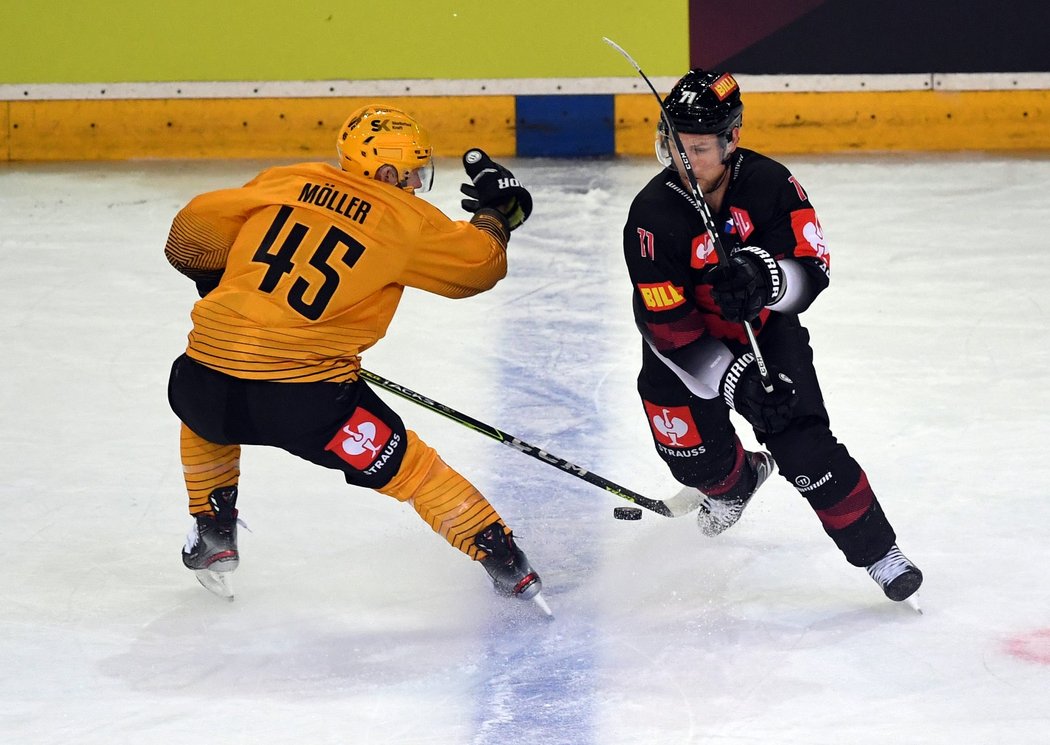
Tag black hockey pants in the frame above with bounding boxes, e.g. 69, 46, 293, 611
168, 354, 408, 490
636, 313, 895, 566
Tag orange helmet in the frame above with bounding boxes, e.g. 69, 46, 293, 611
336, 105, 433, 193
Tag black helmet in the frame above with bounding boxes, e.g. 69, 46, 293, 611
662, 69, 743, 136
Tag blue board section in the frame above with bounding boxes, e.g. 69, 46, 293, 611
515, 94, 614, 157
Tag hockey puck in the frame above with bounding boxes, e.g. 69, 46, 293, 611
613, 506, 643, 521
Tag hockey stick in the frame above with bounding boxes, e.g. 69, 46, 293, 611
603, 37, 774, 393
359, 368, 703, 518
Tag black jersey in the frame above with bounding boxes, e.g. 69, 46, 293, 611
623, 148, 831, 352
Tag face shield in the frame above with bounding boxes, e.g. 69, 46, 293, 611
409, 160, 434, 194
655, 121, 674, 167
655, 117, 739, 172
395, 159, 434, 194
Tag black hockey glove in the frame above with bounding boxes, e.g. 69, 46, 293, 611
707, 246, 783, 322
460, 149, 533, 231
720, 353, 798, 434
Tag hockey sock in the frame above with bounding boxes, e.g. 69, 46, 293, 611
180, 423, 241, 517
377, 430, 506, 560
697, 438, 755, 501
813, 470, 896, 567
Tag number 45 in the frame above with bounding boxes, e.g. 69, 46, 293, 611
252, 205, 366, 321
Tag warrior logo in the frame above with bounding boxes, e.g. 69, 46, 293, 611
325, 408, 394, 469
643, 402, 701, 448
795, 471, 832, 492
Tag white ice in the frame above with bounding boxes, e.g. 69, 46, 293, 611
1, 152, 1049, 744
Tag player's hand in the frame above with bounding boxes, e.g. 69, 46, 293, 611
707, 246, 783, 322
460, 149, 533, 230
720, 353, 797, 434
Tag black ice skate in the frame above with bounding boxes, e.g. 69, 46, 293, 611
182, 487, 241, 600
866, 544, 923, 608
474, 522, 551, 616
696, 451, 774, 537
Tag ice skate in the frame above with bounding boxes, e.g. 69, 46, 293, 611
182, 487, 240, 600
866, 544, 923, 608
474, 522, 552, 617
696, 450, 774, 537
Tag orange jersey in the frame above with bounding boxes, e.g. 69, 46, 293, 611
165, 162, 509, 382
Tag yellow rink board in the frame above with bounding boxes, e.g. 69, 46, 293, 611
3, 97, 517, 161
616, 89, 1050, 154
3, 89, 1048, 161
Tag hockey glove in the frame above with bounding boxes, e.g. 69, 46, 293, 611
460, 149, 533, 231
720, 353, 798, 434
708, 246, 784, 322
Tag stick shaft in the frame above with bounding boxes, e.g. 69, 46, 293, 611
359, 368, 681, 517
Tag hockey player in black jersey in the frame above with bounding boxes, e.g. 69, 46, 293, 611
622, 68, 922, 605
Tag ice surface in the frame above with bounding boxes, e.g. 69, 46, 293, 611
1, 152, 1049, 744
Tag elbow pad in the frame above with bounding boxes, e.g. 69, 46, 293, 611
646, 336, 735, 400
767, 258, 811, 313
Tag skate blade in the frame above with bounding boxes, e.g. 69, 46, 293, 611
532, 591, 554, 618
904, 592, 922, 615
194, 569, 235, 601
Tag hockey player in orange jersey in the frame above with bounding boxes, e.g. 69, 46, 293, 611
165, 104, 549, 613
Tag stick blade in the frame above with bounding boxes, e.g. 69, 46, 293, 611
601, 37, 638, 69
661, 486, 705, 518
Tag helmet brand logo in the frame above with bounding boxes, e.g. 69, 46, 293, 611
370, 118, 414, 132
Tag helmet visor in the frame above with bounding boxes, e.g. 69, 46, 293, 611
655, 123, 674, 167
414, 161, 434, 193
400, 160, 434, 194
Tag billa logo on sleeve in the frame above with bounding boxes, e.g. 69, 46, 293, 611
637, 282, 686, 311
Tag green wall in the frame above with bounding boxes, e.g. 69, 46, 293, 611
3, 1, 689, 82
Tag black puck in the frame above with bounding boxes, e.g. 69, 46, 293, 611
613, 506, 643, 520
